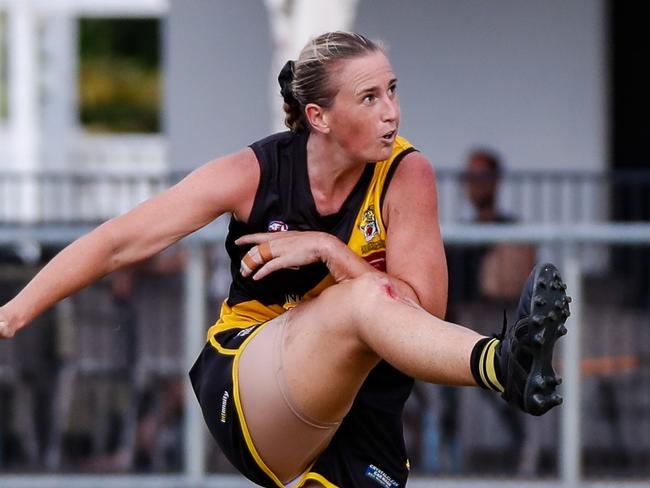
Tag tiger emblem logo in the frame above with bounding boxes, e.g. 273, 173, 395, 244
360, 206, 379, 242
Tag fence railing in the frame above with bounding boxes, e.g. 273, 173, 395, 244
0, 222, 649, 487
1, 169, 649, 224
0, 167, 649, 486
435, 169, 650, 224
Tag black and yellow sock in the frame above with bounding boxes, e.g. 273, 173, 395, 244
470, 338, 505, 393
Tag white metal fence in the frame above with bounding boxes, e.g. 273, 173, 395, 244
0, 167, 649, 487
0, 223, 649, 487
1, 169, 649, 224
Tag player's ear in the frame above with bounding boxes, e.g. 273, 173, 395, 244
305, 103, 330, 134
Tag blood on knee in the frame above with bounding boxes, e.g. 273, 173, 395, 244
379, 280, 422, 310
382, 283, 398, 300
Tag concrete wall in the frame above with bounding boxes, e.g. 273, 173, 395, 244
165, 0, 271, 170
167, 0, 606, 172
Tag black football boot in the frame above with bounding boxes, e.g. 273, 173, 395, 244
495, 262, 571, 416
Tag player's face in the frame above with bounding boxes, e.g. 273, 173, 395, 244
325, 52, 400, 163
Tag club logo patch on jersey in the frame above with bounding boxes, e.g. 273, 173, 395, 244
268, 220, 289, 232
360, 206, 379, 242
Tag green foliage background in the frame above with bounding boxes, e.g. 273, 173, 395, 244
79, 17, 160, 133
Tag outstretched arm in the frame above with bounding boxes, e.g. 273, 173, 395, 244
0, 148, 259, 338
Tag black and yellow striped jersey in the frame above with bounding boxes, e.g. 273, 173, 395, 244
207, 130, 417, 410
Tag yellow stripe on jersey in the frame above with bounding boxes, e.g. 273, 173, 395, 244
347, 136, 412, 259
297, 472, 341, 488
207, 299, 285, 353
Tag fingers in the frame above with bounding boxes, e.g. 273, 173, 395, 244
259, 241, 273, 262
240, 242, 274, 277
252, 255, 294, 281
240, 248, 263, 276
235, 232, 287, 245
237, 231, 320, 279
235, 234, 266, 246
0, 321, 15, 340
235, 231, 305, 246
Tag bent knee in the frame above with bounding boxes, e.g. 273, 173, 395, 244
350, 271, 400, 301
300, 273, 392, 332
321, 272, 401, 321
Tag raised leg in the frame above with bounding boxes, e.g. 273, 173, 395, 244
280, 273, 481, 424
238, 272, 483, 483
237, 265, 569, 484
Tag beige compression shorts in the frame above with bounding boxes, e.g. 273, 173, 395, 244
237, 314, 341, 484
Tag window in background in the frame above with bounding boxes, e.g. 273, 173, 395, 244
78, 17, 160, 133
0, 10, 8, 121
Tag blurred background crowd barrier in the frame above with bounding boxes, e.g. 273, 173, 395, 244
0, 172, 648, 487
1, 0, 649, 487
0, 168, 649, 225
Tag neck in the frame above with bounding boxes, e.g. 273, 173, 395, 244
306, 132, 366, 213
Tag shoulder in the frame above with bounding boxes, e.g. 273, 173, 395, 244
248, 131, 306, 180
249, 130, 302, 156
382, 150, 438, 227
199, 146, 259, 181
395, 151, 437, 184
386, 151, 435, 202
180, 147, 259, 222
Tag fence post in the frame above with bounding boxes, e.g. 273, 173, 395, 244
560, 243, 583, 487
183, 241, 207, 484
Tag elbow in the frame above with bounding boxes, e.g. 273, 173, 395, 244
431, 283, 449, 319
432, 297, 448, 320
412, 284, 448, 319
95, 219, 127, 274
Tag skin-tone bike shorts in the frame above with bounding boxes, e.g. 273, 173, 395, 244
190, 313, 411, 488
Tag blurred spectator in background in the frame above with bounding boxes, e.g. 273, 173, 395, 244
451, 148, 536, 303
104, 246, 186, 472
420, 148, 539, 475
1, 242, 188, 474
0, 245, 62, 470
50, 246, 187, 473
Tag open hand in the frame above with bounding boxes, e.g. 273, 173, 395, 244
235, 231, 334, 280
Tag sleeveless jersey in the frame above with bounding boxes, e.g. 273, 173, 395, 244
207, 130, 417, 412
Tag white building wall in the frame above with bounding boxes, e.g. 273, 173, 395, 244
167, 0, 606, 173
355, 0, 606, 172
165, 0, 272, 170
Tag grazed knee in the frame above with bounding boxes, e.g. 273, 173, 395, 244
306, 273, 391, 334
307, 272, 416, 344
345, 272, 407, 318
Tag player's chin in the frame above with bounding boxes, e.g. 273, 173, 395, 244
374, 142, 394, 161
354, 140, 393, 163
